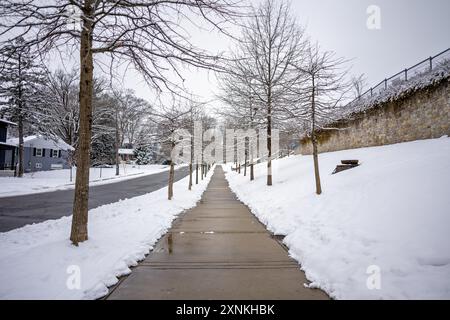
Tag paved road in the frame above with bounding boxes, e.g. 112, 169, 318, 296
106, 166, 328, 300
0, 166, 190, 232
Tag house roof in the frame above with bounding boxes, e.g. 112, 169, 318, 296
6, 135, 75, 151
0, 119, 17, 126
0, 141, 17, 147
118, 148, 135, 155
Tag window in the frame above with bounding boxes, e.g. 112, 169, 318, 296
52, 149, 59, 158
35, 163, 42, 169
35, 148, 43, 157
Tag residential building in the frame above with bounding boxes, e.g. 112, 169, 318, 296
0, 119, 17, 172
6, 135, 74, 172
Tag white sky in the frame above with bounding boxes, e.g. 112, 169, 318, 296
111, 0, 450, 107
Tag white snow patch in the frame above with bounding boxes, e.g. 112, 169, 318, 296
225, 138, 450, 299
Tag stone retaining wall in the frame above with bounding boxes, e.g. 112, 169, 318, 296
300, 79, 450, 154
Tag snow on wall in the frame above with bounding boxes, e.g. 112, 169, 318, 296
346, 58, 450, 116
301, 76, 450, 155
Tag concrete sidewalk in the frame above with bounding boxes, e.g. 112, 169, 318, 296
106, 166, 328, 300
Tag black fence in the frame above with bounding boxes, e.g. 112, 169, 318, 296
348, 47, 450, 106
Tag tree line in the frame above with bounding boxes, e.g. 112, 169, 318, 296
0, 52, 156, 174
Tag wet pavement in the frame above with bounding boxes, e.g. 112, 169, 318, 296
106, 166, 329, 300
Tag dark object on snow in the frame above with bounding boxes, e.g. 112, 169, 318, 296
341, 160, 359, 165
332, 160, 360, 174
93, 164, 113, 168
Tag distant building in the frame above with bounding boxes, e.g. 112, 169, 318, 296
5, 135, 74, 172
0, 119, 18, 171
118, 148, 135, 162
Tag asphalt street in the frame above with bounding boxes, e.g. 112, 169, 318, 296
0, 166, 190, 232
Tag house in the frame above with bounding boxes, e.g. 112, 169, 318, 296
0, 119, 18, 172
6, 135, 74, 172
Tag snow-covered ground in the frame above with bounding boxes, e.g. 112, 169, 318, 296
225, 137, 450, 299
0, 164, 175, 198
0, 167, 214, 299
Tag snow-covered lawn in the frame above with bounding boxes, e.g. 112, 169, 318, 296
0, 164, 175, 198
225, 137, 450, 299
0, 167, 214, 299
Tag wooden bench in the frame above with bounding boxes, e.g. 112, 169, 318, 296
332, 160, 360, 174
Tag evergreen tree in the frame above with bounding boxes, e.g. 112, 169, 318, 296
134, 145, 153, 165
0, 37, 45, 177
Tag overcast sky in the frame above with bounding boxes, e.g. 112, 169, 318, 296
122, 0, 450, 107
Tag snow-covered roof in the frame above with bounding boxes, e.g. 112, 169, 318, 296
6, 135, 75, 151
118, 148, 135, 155
0, 141, 17, 147
0, 119, 17, 126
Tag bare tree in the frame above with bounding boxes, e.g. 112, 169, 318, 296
37, 69, 79, 148
289, 44, 351, 195
0, 0, 241, 244
35, 68, 79, 178
228, 0, 306, 185
217, 59, 263, 180
110, 89, 151, 175
184, 99, 204, 190
352, 74, 367, 99
149, 100, 190, 200
199, 113, 217, 179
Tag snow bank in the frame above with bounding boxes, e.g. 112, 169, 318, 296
0, 164, 174, 198
225, 138, 450, 299
0, 167, 214, 299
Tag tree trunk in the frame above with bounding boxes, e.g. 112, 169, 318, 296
70, 4, 94, 245
115, 109, 120, 176
115, 145, 120, 176
312, 134, 322, 195
250, 162, 254, 181
244, 147, 247, 176
69, 154, 73, 182
201, 162, 204, 180
311, 78, 322, 195
267, 100, 272, 186
17, 112, 24, 177
189, 135, 193, 190
196, 162, 199, 184
168, 161, 175, 200
16, 51, 24, 177
188, 163, 192, 190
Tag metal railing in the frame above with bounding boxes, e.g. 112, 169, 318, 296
347, 47, 450, 108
